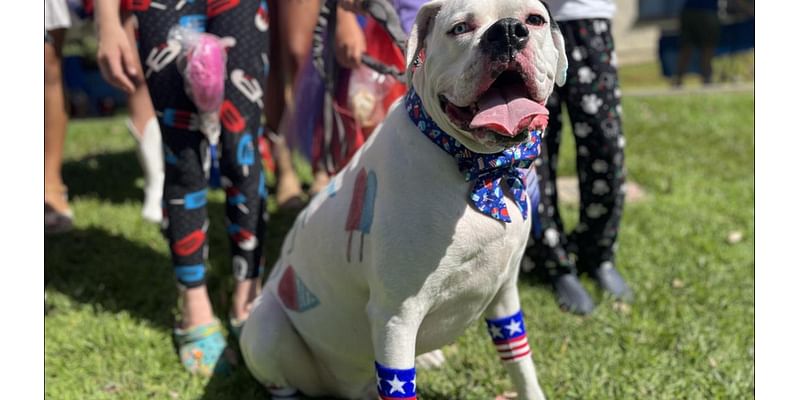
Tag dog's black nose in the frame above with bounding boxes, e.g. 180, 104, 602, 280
480, 18, 530, 63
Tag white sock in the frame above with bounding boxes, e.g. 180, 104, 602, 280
127, 117, 165, 223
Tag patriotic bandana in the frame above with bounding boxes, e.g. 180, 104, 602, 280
404, 89, 542, 223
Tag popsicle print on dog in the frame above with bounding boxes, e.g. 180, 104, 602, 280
278, 265, 320, 313
345, 168, 377, 263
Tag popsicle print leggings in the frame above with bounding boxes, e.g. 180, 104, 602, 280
133, 0, 271, 287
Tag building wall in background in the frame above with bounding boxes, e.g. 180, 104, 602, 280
612, 0, 664, 66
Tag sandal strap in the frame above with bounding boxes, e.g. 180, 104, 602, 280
174, 319, 223, 344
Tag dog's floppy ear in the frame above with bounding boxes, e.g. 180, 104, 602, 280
540, 0, 568, 86
550, 24, 568, 86
406, 0, 445, 81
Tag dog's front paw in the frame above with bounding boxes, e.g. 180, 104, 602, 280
416, 349, 446, 370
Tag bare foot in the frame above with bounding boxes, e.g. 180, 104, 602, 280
44, 183, 71, 215
271, 133, 306, 209
309, 170, 330, 197
231, 278, 261, 322
276, 171, 306, 209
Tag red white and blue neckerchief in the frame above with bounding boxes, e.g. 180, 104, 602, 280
404, 89, 542, 223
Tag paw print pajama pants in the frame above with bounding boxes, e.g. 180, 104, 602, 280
133, 0, 271, 288
527, 18, 626, 276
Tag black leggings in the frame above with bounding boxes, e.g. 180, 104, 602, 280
134, 0, 270, 288
527, 18, 626, 276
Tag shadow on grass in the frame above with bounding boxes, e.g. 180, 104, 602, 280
45, 198, 304, 324
198, 372, 479, 400
45, 188, 307, 396
62, 150, 144, 205
45, 226, 177, 328
199, 369, 271, 400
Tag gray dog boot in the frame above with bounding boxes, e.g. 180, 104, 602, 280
551, 271, 595, 315
590, 261, 633, 302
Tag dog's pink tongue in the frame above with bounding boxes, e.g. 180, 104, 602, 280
469, 85, 548, 137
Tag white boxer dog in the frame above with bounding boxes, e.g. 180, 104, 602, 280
240, 0, 567, 399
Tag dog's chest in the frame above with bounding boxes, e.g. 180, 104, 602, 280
413, 210, 530, 352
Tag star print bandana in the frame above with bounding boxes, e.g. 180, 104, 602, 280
405, 89, 542, 223
486, 310, 531, 362
375, 362, 416, 400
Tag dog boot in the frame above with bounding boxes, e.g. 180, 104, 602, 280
590, 262, 634, 302
127, 117, 164, 223
551, 271, 595, 315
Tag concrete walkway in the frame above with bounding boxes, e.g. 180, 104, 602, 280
556, 177, 647, 205
624, 82, 754, 98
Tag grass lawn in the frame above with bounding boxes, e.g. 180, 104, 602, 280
45, 84, 754, 399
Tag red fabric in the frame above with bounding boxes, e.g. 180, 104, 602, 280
364, 17, 408, 120
312, 16, 408, 174
83, 0, 94, 14
172, 230, 206, 257
123, 0, 151, 12
207, 0, 240, 17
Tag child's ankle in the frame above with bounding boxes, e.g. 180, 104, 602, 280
180, 286, 215, 329
232, 278, 261, 321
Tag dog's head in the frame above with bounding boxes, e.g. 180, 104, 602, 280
406, 0, 567, 154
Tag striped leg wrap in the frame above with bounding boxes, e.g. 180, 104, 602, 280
485, 310, 531, 362
375, 361, 417, 400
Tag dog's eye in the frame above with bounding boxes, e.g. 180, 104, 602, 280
448, 22, 471, 36
526, 14, 546, 26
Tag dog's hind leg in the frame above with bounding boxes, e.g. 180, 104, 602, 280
240, 290, 326, 398
483, 279, 546, 400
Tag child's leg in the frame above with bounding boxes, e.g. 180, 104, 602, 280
122, 12, 164, 224
560, 19, 631, 299
206, 0, 271, 321
45, 28, 71, 226
134, 1, 216, 327
272, 0, 323, 208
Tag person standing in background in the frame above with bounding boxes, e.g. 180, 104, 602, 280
45, 0, 74, 234
674, 0, 720, 86
263, 0, 368, 207
116, 10, 165, 223
264, 0, 323, 208
524, 0, 632, 315
80, 0, 164, 223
